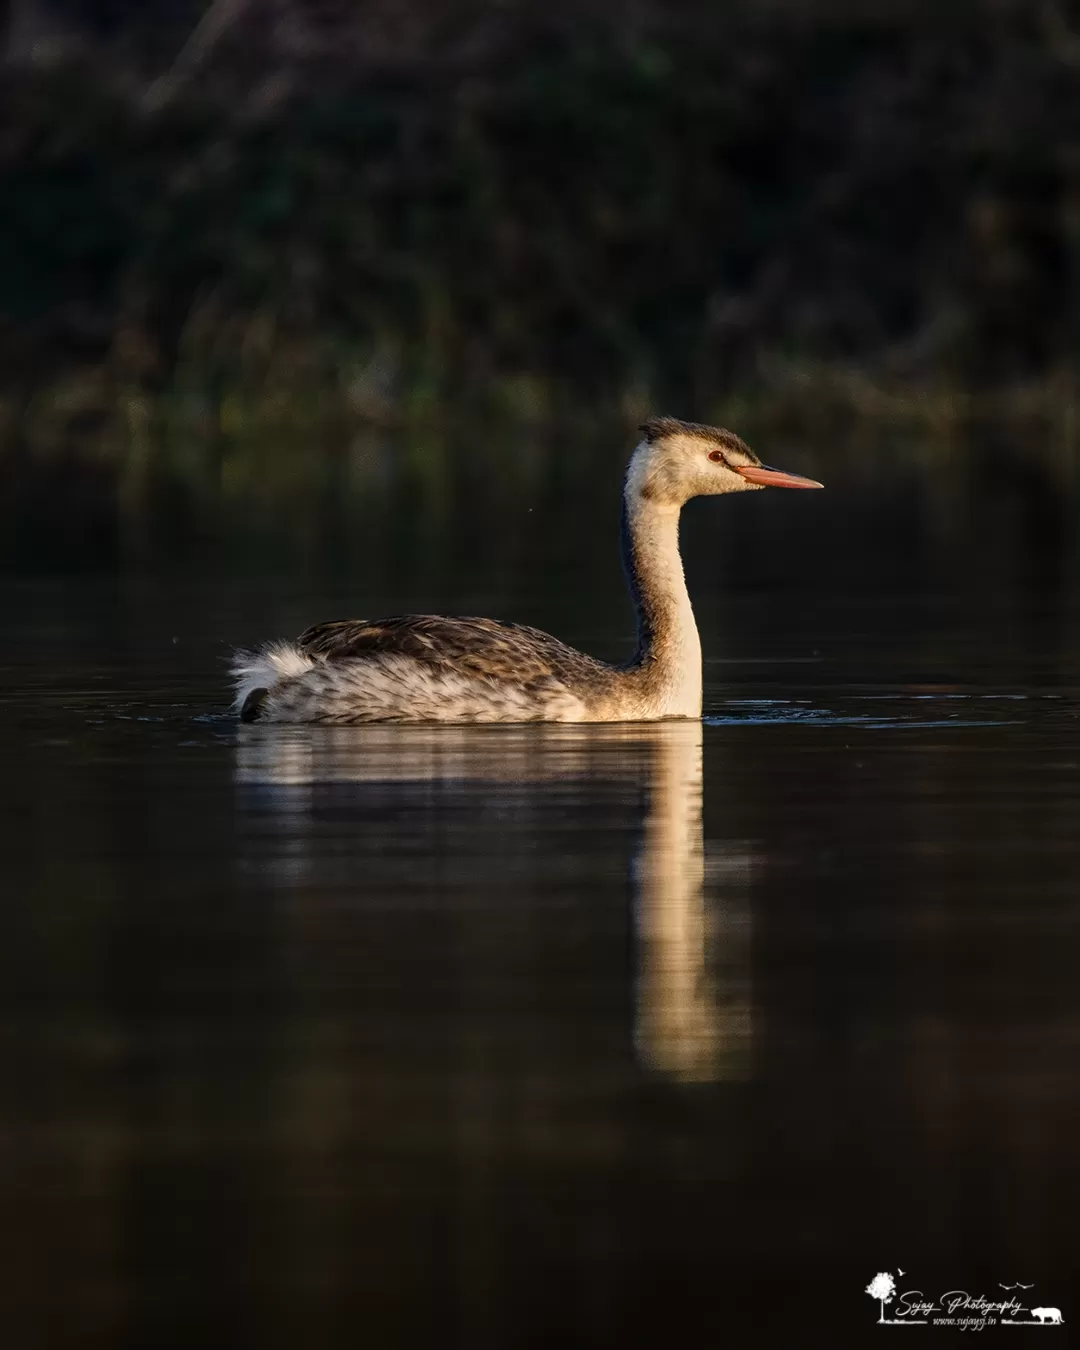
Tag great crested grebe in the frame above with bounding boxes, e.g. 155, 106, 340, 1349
232, 416, 823, 724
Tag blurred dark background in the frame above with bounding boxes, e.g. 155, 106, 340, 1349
3, 11, 1080, 1348
1, 0, 1078, 577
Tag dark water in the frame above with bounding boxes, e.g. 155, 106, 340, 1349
2, 545, 1080, 1347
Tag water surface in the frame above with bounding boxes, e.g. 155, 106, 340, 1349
1, 572, 1079, 1348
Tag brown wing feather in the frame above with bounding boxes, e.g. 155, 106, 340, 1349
296, 615, 608, 688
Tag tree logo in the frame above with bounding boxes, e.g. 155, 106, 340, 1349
866, 1272, 903, 1325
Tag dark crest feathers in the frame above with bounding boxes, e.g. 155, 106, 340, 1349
638, 416, 758, 462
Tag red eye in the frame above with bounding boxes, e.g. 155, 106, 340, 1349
708, 449, 725, 463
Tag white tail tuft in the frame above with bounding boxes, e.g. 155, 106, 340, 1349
230, 642, 316, 712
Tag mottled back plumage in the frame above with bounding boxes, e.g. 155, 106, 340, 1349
297, 615, 611, 688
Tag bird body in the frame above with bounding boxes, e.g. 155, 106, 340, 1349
232, 417, 822, 724
233, 618, 614, 723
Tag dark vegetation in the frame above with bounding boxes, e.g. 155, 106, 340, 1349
1, 0, 1078, 561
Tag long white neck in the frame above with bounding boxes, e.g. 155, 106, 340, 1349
621, 475, 702, 718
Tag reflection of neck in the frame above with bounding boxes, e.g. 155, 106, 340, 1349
634, 722, 750, 1082
620, 489, 702, 717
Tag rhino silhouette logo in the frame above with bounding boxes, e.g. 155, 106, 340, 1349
1031, 1307, 1064, 1325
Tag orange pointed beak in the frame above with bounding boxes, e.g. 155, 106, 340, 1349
736, 464, 824, 489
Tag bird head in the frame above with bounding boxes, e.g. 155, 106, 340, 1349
628, 415, 823, 507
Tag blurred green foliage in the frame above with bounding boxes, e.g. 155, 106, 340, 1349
0, 0, 1078, 545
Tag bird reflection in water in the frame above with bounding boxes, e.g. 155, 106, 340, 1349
632, 722, 753, 1081
236, 721, 752, 1082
